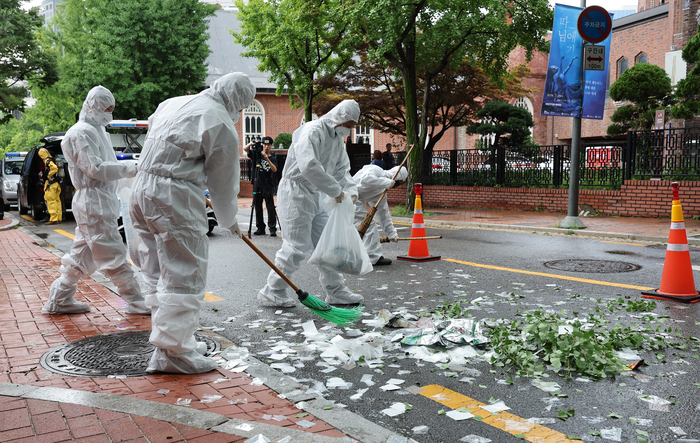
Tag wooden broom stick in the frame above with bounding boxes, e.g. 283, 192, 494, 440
357, 144, 416, 239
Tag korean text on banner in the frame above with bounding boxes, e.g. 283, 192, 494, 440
541, 5, 583, 118
581, 15, 613, 120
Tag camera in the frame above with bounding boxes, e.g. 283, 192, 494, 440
250, 142, 263, 155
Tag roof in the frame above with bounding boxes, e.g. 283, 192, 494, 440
205, 10, 279, 93
612, 3, 669, 32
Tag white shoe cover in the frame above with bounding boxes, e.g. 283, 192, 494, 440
42, 299, 91, 315
146, 348, 218, 374
325, 288, 364, 305
125, 301, 151, 315
257, 288, 296, 308
195, 341, 207, 355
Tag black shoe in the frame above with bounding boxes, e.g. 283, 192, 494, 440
375, 256, 392, 266
39, 218, 49, 223
270, 231, 277, 237
253, 230, 266, 236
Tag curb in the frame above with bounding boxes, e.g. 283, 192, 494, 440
0, 212, 20, 231
391, 216, 685, 245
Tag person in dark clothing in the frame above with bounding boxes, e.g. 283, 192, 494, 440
245, 136, 279, 236
382, 143, 395, 170
370, 149, 386, 169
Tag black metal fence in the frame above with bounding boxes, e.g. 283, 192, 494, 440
239, 128, 700, 191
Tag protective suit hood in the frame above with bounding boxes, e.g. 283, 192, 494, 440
203, 72, 256, 123
38, 148, 51, 161
79, 86, 115, 127
388, 166, 408, 181
321, 99, 360, 127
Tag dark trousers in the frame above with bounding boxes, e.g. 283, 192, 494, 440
255, 189, 276, 232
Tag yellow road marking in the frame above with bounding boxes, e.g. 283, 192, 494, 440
601, 241, 646, 247
54, 229, 74, 239
444, 258, 654, 290
204, 292, 225, 302
21, 215, 35, 221
420, 385, 580, 442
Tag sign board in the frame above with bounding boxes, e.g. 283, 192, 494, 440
584, 45, 605, 71
654, 110, 666, 130
577, 6, 612, 44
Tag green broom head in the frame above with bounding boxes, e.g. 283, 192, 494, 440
296, 289, 363, 327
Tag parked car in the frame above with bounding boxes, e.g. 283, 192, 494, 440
476, 156, 538, 170
1, 152, 27, 210
431, 156, 450, 171
17, 133, 74, 221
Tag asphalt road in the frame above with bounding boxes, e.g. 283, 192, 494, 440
16, 208, 700, 443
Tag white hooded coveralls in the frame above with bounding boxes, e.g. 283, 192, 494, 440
129, 72, 255, 374
258, 100, 361, 307
43, 86, 145, 315
353, 164, 407, 264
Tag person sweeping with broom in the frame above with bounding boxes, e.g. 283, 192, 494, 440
353, 164, 407, 266
258, 99, 362, 307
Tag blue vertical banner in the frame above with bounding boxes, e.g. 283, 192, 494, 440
581, 16, 613, 120
541, 5, 583, 118
541, 4, 613, 120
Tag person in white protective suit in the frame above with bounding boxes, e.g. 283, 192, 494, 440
353, 164, 408, 266
42, 86, 148, 315
129, 72, 255, 374
258, 99, 363, 307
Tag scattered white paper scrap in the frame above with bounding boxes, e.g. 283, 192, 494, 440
481, 401, 510, 414
380, 384, 401, 391
235, 423, 255, 431
670, 427, 686, 436
599, 428, 621, 442
412, 425, 429, 434
269, 353, 288, 360
460, 435, 491, 443
301, 320, 318, 336
230, 365, 250, 373
360, 374, 375, 386
200, 394, 223, 404
386, 378, 405, 385
250, 378, 265, 386
446, 409, 474, 421
156, 389, 170, 395
527, 417, 556, 425
270, 363, 296, 373
504, 420, 532, 432
175, 398, 192, 406
296, 420, 316, 428
382, 402, 407, 417
244, 434, 270, 443
349, 388, 369, 401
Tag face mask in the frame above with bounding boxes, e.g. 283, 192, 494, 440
99, 112, 113, 126
335, 126, 351, 138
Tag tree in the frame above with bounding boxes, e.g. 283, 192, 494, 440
315, 49, 532, 154
232, 0, 357, 122
0, 0, 57, 123
672, 26, 700, 121
467, 101, 534, 169
607, 63, 673, 136
344, 0, 552, 207
0, 107, 45, 155
47, 0, 215, 120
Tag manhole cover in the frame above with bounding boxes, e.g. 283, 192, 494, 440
543, 259, 641, 273
40, 331, 219, 377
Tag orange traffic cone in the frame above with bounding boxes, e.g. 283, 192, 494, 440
397, 184, 440, 262
642, 182, 700, 303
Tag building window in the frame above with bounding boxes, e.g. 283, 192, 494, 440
617, 57, 628, 78
242, 99, 264, 152
636, 52, 647, 64
354, 125, 373, 149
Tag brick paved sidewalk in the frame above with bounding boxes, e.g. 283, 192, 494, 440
0, 227, 352, 442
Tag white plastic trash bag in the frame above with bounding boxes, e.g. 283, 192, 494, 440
309, 194, 372, 275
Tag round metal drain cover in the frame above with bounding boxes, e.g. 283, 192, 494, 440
543, 259, 641, 273
40, 331, 219, 377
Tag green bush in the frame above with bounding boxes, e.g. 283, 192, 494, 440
273, 133, 292, 150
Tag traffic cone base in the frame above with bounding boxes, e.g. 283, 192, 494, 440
641, 290, 700, 304
642, 187, 700, 303
397, 192, 441, 262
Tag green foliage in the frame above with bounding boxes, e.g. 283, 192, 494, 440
232, 0, 357, 122
467, 101, 534, 150
0, 107, 44, 155
0, 0, 58, 123
607, 64, 674, 135
273, 133, 292, 150
48, 0, 215, 120
672, 25, 700, 120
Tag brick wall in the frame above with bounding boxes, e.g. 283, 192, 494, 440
381, 180, 700, 218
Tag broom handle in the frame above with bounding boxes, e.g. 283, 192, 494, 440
241, 235, 300, 292
397, 236, 442, 241
372, 143, 416, 210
